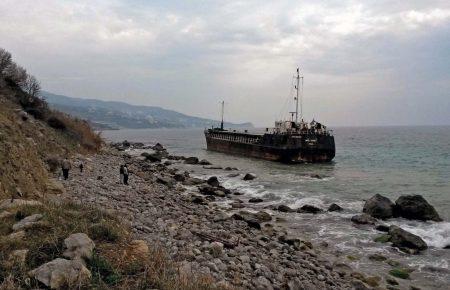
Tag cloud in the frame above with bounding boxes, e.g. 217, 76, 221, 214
0, 0, 449, 126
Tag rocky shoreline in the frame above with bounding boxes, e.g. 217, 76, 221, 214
60, 141, 445, 289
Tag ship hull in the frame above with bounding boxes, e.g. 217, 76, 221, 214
205, 133, 335, 163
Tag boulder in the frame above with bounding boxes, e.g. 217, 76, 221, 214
183, 177, 205, 186
328, 203, 343, 212
375, 224, 390, 232
12, 214, 43, 231
254, 211, 272, 222
389, 225, 427, 253
394, 195, 442, 222
248, 198, 263, 203
191, 196, 207, 205
63, 233, 95, 260
143, 152, 162, 163
198, 185, 217, 196
152, 143, 165, 151
277, 204, 294, 213
207, 176, 220, 187
231, 202, 245, 209
243, 173, 257, 181
232, 212, 261, 230
199, 159, 212, 165
184, 157, 199, 164
29, 258, 91, 289
351, 214, 377, 225
296, 205, 323, 214
363, 194, 394, 219
173, 173, 186, 182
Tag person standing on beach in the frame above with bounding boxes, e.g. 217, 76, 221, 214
61, 158, 71, 180
79, 162, 84, 173
123, 164, 129, 185
119, 165, 124, 184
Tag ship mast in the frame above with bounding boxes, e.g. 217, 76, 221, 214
220, 101, 224, 130
295, 68, 303, 123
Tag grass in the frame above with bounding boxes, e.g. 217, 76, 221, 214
0, 202, 226, 290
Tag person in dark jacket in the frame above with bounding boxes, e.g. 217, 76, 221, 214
62, 158, 71, 180
79, 162, 84, 173
119, 165, 124, 184
123, 164, 129, 185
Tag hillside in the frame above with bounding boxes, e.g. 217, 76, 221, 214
43, 91, 253, 130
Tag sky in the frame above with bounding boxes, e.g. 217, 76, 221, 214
1, 0, 449, 127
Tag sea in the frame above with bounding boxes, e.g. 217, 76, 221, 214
103, 126, 450, 289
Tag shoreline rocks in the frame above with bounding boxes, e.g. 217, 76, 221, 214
394, 195, 442, 222
363, 194, 394, 219
389, 225, 428, 253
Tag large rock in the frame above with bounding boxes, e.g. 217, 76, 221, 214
232, 211, 261, 230
152, 143, 165, 151
63, 233, 95, 260
199, 159, 212, 165
207, 176, 220, 187
243, 173, 257, 181
184, 157, 199, 164
363, 194, 395, 219
277, 204, 294, 213
12, 214, 43, 231
394, 195, 442, 222
29, 258, 91, 289
389, 225, 427, 253
351, 214, 377, 225
296, 205, 323, 214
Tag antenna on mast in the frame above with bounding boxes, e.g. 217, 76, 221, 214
220, 101, 224, 130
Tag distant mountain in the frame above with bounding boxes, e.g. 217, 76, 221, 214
42, 92, 253, 130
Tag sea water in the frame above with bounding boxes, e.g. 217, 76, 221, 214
103, 126, 450, 288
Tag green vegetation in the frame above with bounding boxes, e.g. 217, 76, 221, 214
374, 234, 391, 243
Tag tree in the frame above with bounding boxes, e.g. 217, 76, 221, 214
4, 62, 27, 87
0, 48, 12, 74
24, 75, 41, 98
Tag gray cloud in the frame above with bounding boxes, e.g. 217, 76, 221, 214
0, 0, 449, 126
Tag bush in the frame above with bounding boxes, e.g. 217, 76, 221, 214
89, 223, 121, 242
47, 116, 67, 130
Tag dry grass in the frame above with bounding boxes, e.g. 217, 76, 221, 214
0, 202, 225, 290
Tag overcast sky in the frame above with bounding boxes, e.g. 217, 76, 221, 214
1, 0, 449, 126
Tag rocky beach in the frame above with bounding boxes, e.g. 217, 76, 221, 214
55, 140, 448, 289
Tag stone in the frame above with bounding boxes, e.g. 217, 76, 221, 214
375, 224, 390, 232
0, 199, 42, 210
209, 242, 224, 258
368, 253, 387, 262
253, 276, 273, 290
277, 204, 294, 212
173, 173, 186, 182
352, 280, 371, 290
388, 268, 410, 279
184, 157, 199, 164
373, 234, 391, 243
243, 173, 257, 181
144, 153, 162, 163
157, 176, 175, 188
12, 214, 43, 231
29, 258, 91, 289
192, 196, 207, 205
232, 212, 261, 230
328, 203, 343, 212
249, 198, 263, 203
254, 211, 272, 222
394, 195, 442, 221
388, 225, 427, 253
207, 176, 220, 187
231, 202, 245, 209
199, 159, 212, 165
63, 233, 95, 260
351, 214, 377, 225
363, 194, 395, 219
152, 143, 165, 151
386, 277, 399, 285
227, 173, 240, 178
296, 205, 323, 214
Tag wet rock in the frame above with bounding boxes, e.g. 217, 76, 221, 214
363, 194, 395, 219
375, 224, 390, 232
368, 253, 387, 262
277, 204, 294, 213
386, 277, 399, 285
184, 157, 199, 164
207, 176, 220, 187
227, 173, 240, 178
199, 159, 212, 165
231, 202, 245, 209
198, 185, 218, 196
388, 268, 410, 279
183, 177, 205, 186
394, 195, 442, 222
389, 225, 427, 253
142, 152, 162, 163
373, 234, 391, 243
249, 198, 263, 203
310, 174, 322, 179
63, 233, 95, 260
232, 212, 261, 230
28, 258, 91, 289
243, 173, 257, 181
152, 143, 165, 151
173, 173, 186, 182
157, 176, 175, 188
12, 214, 43, 231
351, 214, 377, 225
296, 205, 323, 214
328, 203, 343, 212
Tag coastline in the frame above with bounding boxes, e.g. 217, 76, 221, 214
57, 142, 447, 290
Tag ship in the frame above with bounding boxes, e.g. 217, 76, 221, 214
204, 68, 335, 163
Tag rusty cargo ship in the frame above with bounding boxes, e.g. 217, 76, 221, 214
204, 69, 335, 163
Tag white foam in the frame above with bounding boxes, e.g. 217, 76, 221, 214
390, 220, 450, 248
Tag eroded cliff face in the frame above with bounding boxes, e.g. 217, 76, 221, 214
0, 78, 88, 199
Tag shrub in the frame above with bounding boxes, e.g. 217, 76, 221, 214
89, 223, 121, 242
47, 116, 67, 130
